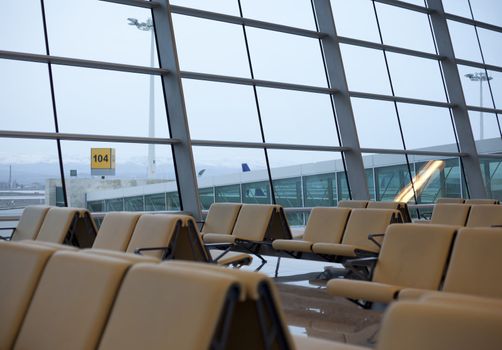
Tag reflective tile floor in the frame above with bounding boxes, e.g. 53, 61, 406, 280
241, 255, 383, 348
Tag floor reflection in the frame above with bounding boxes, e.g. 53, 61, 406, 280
240, 255, 383, 347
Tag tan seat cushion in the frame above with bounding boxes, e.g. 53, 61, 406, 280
35, 207, 79, 243
327, 279, 402, 304
210, 249, 252, 266
436, 197, 465, 204
294, 335, 367, 350
420, 292, 502, 309
0, 242, 56, 349
201, 203, 241, 235
18, 240, 79, 251
397, 288, 430, 301
14, 251, 131, 350
303, 207, 351, 244
272, 239, 313, 253
443, 227, 502, 298
202, 233, 237, 244
465, 205, 502, 227
231, 204, 275, 241
97, 263, 239, 350
338, 200, 368, 208
92, 212, 141, 251
11, 205, 50, 241
312, 242, 376, 257
82, 248, 160, 264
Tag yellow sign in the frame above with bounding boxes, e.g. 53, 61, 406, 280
91, 148, 115, 176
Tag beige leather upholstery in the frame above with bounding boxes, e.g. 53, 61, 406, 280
397, 288, 430, 301
92, 212, 141, 250
376, 301, 502, 350
35, 207, 79, 243
125, 214, 182, 259
83, 248, 160, 264
367, 201, 411, 223
0, 241, 56, 349
430, 203, 470, 226
294, 335, 367, 350
436, 197, 465, 204
17, 240, 79, 251
420, 292, 502, 309
11, 205, 50, 241
312, 209, 399, 257
203, 204, 276, 243
465, 205, 502, 227
98, 263, 240, 350
465, 198, 500, 204
272, 207, 351, 253
338, 200, 368, 208
442, 227, 502, 299
327, 224, 457, 303
201, 202, 241, 235
14, 251, 131, 350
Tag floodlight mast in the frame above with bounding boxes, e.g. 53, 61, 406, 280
464, 72, 493, 140
128, 17, 156, 178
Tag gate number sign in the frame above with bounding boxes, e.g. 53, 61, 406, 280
91, 148, 116, 176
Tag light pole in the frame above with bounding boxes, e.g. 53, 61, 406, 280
465, 72, 493, 140
128, 17, 156, 178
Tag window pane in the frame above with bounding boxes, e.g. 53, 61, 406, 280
341, 45, 391, 95
215, 185, 241, 203
0, 1, 45, 54
470, 0, 502, 28
303, 173, 337, 207
199, 187, 214, 210
242, 181, 271, 204
173, 15, 249, 77
183, 79, 262, 142
458, 65, 496, 109
257, 88, 339, 146
332, 0, 380, 43
477, 28, 502, 68
145, 193, 166, 211
447, 20, 483, 63
170, 0, 240, 16
469, 112, 502, 145
387, 53, 446, 102
409, 156, 464, 203
0, 60, 55, 132
246, 28, 327, 87
352, 98, 403, 149
45, 0, 157, 66
398, 104, 457, 150
0, 138, 61, 213
480, 157, 502, 202
442, 0, 472, 18
487, 70, 502, 108
61, 141, 178, 211
240, 0, 316, 30
53, 66, 169, 137
366, 153, 411, 202
375, 3, 436, 53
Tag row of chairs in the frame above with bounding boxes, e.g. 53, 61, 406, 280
1, 240, 501, 350
337, 200, 411, 223
327, 225, 502, 307
436, 197, 499, 204
425, 203, 502, 226
0, 205, 96, 247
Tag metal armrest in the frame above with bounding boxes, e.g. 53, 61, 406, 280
344, 256, 378, 268
134, 245, 171, 256
368, 233, 384, 248
204, 242, 233, 250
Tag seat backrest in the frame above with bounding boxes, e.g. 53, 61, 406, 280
443, 227, 502, 299
92, 212, 141, 251
126, 214, 182, 259
97, 263, 240, 350
70, 209, 98, 248
372, 224, 457, 290
338, 200, 368, 208
167, 216, 211, 262
14, 251, 131, 350
465, 198, 500, 205
436, 197, 465, 204
0, 241, 56, 349
201, 203, 242, 235
166, 261, 295, 350
376, 301, 502, 350
11, 206, 51, 241
367, 201, 411, 223
231, 204, 275, 241
430, 203, 470, 226
303, 207, 351, 244
35, 207, 79, 244
466, 205, 502, 227
341, 209, 400, 252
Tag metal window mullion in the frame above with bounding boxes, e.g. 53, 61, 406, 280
312, 0, 369, 200
426, 0, 486, 198
152, 0, 202, 218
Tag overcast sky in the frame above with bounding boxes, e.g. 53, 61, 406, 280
0, 0, 501, 183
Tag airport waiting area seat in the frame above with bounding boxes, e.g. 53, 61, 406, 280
338, 200, 368, 208
465, 204, 502, 227
200, 202, 242, 236
326, 224, 458, 306
311, 208, 401, 260
435, 197, 465, 204
427, 203, 471, 226
0, 205, 50, 241
464, 198, 500, 204
399, 226, 502, 301
366, 201, 411, 223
